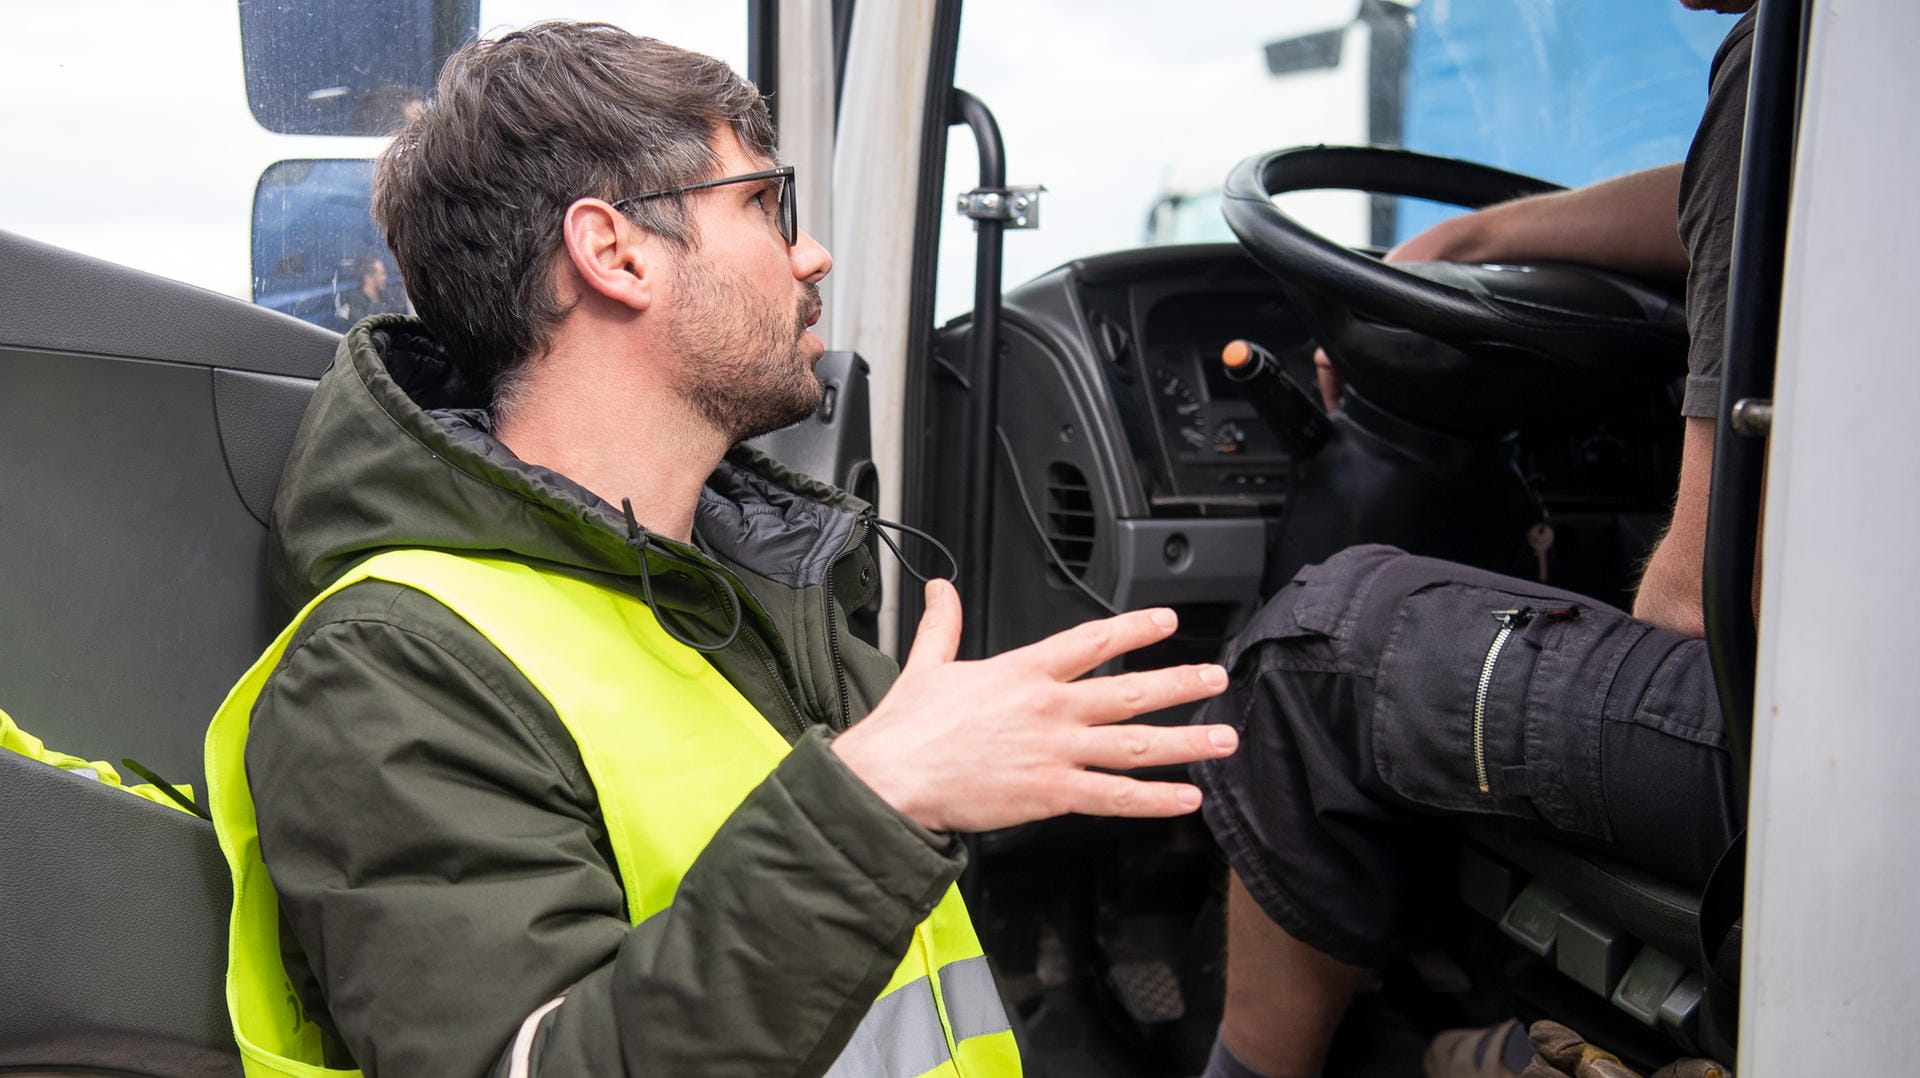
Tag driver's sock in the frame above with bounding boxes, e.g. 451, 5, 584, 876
1200, 1035, 1303, 1078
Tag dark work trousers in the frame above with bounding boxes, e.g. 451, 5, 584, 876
1191, 545, 1741, 968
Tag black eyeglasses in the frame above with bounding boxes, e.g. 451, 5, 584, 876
613, 165, 796, 246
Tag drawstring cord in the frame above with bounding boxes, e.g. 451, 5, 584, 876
622, 498, 743, 653
862, 512, 960, 586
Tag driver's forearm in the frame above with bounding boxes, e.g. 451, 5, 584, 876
1633, 532, 1707, 639
1632, 417, 1716, 637
1416, 164, 1690, 282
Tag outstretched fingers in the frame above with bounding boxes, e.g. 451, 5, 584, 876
1074, 720, 1238, 772
1054, 769, 1210, 818
1074, 663, 1229, 725
1020, 607, 1182, 682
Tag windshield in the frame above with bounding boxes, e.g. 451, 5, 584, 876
935, 0, 1743, 322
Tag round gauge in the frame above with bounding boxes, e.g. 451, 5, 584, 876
1152, 367, 1209, 450
1211, 420, 1247, 455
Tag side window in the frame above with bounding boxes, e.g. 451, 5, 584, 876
252, 161, 402, 331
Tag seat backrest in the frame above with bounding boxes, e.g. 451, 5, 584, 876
0, 229, 333, 793
0, 229, 332, 1075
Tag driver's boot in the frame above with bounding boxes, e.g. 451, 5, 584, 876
1423, 1018, 1533, 1078
1518, 1022, 1731, 1078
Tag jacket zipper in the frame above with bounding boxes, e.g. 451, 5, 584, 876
741, 625, 809, 741
1473, 608, 1532, 794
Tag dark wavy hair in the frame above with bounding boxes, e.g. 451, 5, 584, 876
372, 22, 775, 405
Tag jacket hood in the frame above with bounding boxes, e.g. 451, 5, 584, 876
268, 315, 870, 620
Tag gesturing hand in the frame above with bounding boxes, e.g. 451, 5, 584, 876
831, 578, 1237, 833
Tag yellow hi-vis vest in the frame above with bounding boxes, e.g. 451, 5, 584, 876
205, 549, 1020, 1078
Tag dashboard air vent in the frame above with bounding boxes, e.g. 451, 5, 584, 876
1044, 461, 1097, 581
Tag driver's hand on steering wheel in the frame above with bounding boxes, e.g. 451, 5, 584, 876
1311, 213, 1486, 411
1312, 345, 1342, 413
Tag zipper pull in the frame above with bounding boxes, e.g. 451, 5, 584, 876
1490, 607, 1535, 629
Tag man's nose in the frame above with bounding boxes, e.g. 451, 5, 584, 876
792, 229, 832, 282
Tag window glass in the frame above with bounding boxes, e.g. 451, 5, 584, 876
1393, 0, 1738, 239
239, 0, 472, 137
936, 0, 1741, 323
252, 160, 401, 331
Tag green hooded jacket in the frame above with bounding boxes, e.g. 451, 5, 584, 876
245, 316, 966, 1078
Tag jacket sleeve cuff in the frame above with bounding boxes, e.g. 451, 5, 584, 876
774, 728, 966, 909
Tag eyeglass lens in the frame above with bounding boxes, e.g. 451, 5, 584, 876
778, 173, 796, 245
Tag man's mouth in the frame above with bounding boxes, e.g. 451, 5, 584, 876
797, 284, 823, 345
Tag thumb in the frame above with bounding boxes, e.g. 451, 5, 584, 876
902, 578, 963, 671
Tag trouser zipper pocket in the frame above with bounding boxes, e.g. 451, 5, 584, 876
1473, 608, 1533, 793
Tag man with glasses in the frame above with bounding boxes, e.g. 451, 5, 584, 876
206, 21, 1238, 1078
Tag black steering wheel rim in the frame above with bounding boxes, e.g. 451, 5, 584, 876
1221, 145, 1688, 382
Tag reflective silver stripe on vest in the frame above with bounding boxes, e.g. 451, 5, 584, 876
822, 977, 949, 1078
939, 955, 1013, 1044
822, 957, 1012, 1078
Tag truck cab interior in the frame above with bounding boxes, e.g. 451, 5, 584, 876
2, 1, 1911, 1076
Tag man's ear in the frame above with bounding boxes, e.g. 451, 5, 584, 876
561, 199, 652, 312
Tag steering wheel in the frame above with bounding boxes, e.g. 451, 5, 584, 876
1221, 146, 1688, 438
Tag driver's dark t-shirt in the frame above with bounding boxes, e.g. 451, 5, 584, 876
1678, 10, 1757, 419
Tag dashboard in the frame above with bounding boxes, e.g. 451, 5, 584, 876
927, 242, 1683, 626
1135, 288, 1316, 506
1029, 244, 1323, 516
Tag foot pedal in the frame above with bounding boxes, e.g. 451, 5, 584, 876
1106, 960, 1186, 1025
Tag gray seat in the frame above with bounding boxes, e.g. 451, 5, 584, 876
0, 229, 334, 1075
0, 752, 239, 1075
